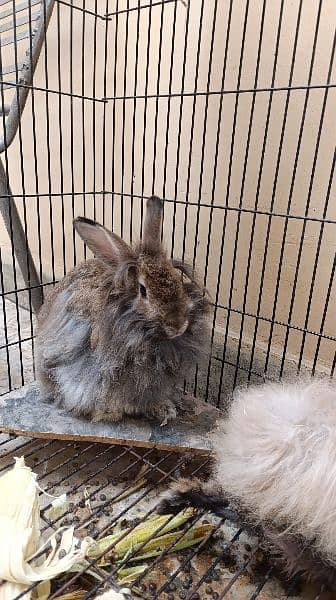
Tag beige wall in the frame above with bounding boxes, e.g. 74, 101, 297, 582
1, 0, 335, 375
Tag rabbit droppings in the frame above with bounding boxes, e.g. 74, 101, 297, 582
158, 379, 336, 586
36, 196, 209, 424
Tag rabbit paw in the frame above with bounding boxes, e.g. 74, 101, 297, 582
153, 402, 177, 427
92, 409, 124, 423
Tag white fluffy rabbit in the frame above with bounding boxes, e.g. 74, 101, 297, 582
158, 379, 336, 586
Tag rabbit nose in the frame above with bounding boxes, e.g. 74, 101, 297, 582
177, 320, 189, 336
167, 320, 189, 339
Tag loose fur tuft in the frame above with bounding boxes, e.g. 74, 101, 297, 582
158, 478, 219, 514
263, 528, 336, 587
158, 478, 239, 522
158, 379, 336, 587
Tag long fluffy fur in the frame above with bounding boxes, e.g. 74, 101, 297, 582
36, 260, 208, 422
158, 379, 336, 586
214, 379, 336, 562
36, 198, 209, 424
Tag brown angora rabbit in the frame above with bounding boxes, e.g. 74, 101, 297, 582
158, 379, 336, 587
36, 196, 209, 423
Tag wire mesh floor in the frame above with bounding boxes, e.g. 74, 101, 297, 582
0, 433, 332, 600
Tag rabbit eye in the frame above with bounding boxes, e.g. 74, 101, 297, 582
139, 283, 147, 298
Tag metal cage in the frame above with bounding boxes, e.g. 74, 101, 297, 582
0, 0, 335, 598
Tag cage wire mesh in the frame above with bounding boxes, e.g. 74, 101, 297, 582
0, 432, 331, 600
0, 0, 335, 598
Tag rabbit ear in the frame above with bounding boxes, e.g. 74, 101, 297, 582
74, 217, 133, 264
143, 195, 163, 252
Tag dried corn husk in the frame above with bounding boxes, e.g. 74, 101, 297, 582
53, 592, 87, 600
55, 590, 133, 600
117, 565, 147, 585
44, 493, 68, 522
88, 508, 195, 561
127, 524, 213, 562
0, 456, 92, 600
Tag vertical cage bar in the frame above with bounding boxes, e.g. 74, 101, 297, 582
42, 0, 56, 284
120, 0, 130, 239
203, 0, 235, 402
0, 247, 12, 389
227, 0, 268, 389
150, 0, 165, 196
214, 0, 252, 405
158, 0, 177, 240
56, 0, 67, 278
262, 0, 324, 376
139, 0, 153, 238
81, 0, 87, 257
129, 0, 141, 245
69, 1, 76, 263
102, 0, 109, 225
247, 0, 304, 381
180, 0, 206, 262
279, 32, 336, 375
12, 0, 36, 380
0, 18, 24, 386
